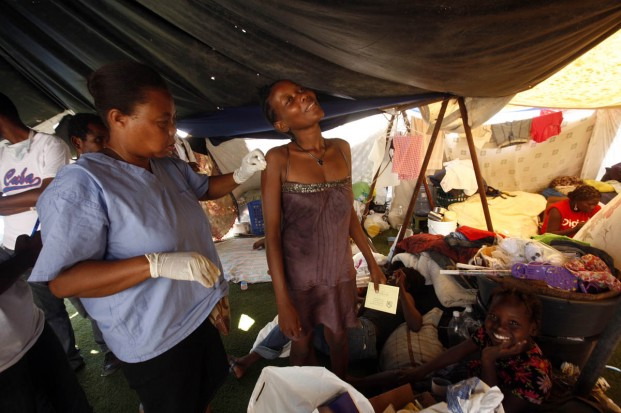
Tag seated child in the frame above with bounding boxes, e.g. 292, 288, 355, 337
406, 287, 552, 413
540, 184, 601, 237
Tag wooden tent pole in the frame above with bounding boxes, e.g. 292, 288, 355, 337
396, 98, 450, 244
457, 97, 494, 232
574, 298, 621, 396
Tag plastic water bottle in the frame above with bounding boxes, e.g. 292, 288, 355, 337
240, 281, 248, 291
447, 311, 467, 347
461, 305, 482, 336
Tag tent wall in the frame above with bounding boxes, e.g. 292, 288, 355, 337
581, 109, 621, 179
444, 114, 597, 192
1, 1, 620, 126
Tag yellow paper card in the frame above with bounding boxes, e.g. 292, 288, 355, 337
364, 284, 399, 314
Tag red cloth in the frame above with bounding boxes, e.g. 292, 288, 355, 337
530, 111, 563, 143
540, 199, 601, 236
397, 233, 479, 264
391, 134, 423, 180
457, 226, 502, 241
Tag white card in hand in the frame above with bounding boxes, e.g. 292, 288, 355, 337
364, 284, 399, 314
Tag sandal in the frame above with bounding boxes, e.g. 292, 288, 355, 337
511, 263, 579, 291
227, 356, 244, 380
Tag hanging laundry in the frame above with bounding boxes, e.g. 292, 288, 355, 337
491, 118, 532, 148
391, 133, 423, 180
531, 110, 563, 143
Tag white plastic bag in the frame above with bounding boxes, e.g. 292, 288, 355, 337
498, 237, 567, 267
447, 377, 505, 413
363, 211, 390, 238
471, 238, 568, 269
247, 366, 374, 413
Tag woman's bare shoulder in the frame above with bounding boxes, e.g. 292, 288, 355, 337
265, 143, 289, 161
326, 137, 348, 146
327, 137, 351, 152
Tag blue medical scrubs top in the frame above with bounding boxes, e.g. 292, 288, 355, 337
30, 153, 228, 362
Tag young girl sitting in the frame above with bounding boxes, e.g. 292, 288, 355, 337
406, 287, 552, 413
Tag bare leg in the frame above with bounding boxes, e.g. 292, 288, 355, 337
228, 352, 262, 379
289, 332, 317, 367
324, 327, 348, 379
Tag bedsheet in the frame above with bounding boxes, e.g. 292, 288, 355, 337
448, 191, 546, 238
215, 237, 271, 283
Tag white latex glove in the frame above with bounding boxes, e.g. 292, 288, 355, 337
233, 149, 267, 184
145, 251, 221, 288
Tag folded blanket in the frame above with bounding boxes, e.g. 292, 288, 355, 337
397, 234, 479, 264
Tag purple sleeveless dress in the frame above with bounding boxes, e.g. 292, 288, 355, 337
281, 176, 358, 334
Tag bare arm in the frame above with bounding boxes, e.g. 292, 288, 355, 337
545, 207, 581, 236
0, 178, 53, 216
341, 141, 386, 290
49, 256, 151, 298
394, 270, 422, 332
350, 339, 478, 392
261, 148, 302, 340
201, 149, 266, 200
406, 338, 479, 382
480, 339, 532, 412
482, 345, 534, 413
200, 173, 239, 200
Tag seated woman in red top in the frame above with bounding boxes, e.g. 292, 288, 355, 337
541, 184, 601, 237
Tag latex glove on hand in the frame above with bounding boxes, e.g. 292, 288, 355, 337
145, 251, 220, 288
233, 149, 267, 184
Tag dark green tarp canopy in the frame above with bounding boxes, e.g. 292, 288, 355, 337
0, 0, 620, 130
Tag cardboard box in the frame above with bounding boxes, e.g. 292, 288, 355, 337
368, 384, 437, 413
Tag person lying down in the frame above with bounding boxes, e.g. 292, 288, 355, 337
228, 269, 422, 379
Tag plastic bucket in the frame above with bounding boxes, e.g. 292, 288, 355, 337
427, 219, 457, 235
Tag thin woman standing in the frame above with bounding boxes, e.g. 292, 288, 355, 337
260, 80, 386, 379
29, 61, 265, 412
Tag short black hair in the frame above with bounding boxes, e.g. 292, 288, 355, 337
68, 113, 105, 140
0, 93, 20, 122
258, 80, 282, 124
488, 286, 543, 331
568, 184, 601, 202
87, 61, 169, 126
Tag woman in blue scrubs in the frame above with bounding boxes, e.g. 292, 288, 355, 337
30, 61, 265, 413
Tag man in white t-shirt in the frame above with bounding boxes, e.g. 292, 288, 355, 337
0, 93, 84, 370
0, 232, 92, 412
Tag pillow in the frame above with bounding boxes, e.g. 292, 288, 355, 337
379, 308, 445, 371
583, 179, 615, 193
